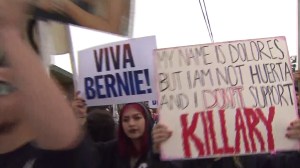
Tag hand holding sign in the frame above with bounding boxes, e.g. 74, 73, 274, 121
152, 123, 172, 153
71, 91, 87, 125
286, 119, 300, 139
71, 91, 87, 118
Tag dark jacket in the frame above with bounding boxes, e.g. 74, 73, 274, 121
96, 103, 175, 168
178, 152, 300, 168
178, 155, 268, 168
268, 151, 300, 168
97, 139, 174, 168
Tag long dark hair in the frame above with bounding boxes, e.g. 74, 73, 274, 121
118, 103, 154, 158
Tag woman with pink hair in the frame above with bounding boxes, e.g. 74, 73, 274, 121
98, 103, 173, 168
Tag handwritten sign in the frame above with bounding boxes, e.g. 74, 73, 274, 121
155, 37, 299, 160
78, 36, 157, 106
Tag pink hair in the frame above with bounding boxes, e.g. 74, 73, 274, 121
118, 103, 150, 158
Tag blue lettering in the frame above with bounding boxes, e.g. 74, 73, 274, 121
95, 75, 106, 98
84, 69, 152, 99
128, 71, 136, 95
116, 72, 130, 96
134, 70, 146, 94
85, 77, 95, 99
104, 74, 118, 98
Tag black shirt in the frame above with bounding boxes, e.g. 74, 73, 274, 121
0, 143, 37, 168
0, 137, 100, 168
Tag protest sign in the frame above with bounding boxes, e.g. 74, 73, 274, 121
78, 36, 157, 106
149, 100, 158, 108
155, 37, 299, 160
32, 0, 134, 37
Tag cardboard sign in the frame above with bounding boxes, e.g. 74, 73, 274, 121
32, 0, 134, 37
155, 37, 299, 160
78, 36, 157, 106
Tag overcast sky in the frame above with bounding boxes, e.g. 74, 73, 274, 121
133, 0, 297, 54
54, 0, 298, 72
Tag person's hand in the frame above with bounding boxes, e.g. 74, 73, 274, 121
286, 119, 300, 140
152, 123, 172, 153
71, 91, 87, 119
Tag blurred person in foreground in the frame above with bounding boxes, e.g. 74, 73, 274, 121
0, 1, 99, 167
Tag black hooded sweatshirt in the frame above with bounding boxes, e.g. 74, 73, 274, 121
96, 103, 174, 168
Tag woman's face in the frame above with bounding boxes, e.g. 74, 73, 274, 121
121, 107, 145, 140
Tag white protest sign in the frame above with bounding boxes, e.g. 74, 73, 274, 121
149, 100, 158, 108
78, 36, 157, 106
155, 37, 299, 160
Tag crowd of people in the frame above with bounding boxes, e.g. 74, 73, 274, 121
0, 1, 300, 168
